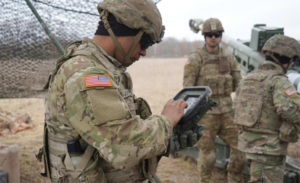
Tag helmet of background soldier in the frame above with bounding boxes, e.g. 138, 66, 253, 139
202, 18, 224, 35
262, 34, 300, 59
97, 0, 165, 66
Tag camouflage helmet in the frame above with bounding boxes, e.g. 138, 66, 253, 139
262, 34, 300, 58
97, 0, 164, 43
202, 18, 224, 35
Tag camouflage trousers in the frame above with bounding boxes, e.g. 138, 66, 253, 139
244, 153, 286, 183
196, 111, 245, 183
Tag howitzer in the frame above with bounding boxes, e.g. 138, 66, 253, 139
189, 19, 300, 94
184, 19, 300, 182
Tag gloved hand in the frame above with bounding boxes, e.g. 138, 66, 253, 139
179, 124, 204, 149
163, 124, 204, 156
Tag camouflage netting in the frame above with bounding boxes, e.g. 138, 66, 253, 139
0, 0, 161, 98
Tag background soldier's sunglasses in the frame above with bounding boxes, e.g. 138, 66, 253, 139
205, 32, 222, 38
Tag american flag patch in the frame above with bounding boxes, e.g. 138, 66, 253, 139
285, 87, 297, 96
84, 74, 112, 87
185, 60, 190, 65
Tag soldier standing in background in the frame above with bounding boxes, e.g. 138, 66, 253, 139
38, 0, 191, 182
183, 18, 245, 183
233, 34, 300, 182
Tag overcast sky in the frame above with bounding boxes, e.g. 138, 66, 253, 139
157, 0, 300, 41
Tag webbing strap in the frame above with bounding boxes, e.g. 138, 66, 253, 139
64, 146, 95, 179
124, 29, 144, 66
100, 11, 127, 58
42, 122, 51, 177
76, 146, 95, 171
267, 52, 293, 73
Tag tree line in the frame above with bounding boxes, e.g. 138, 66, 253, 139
146, 37, 204, 58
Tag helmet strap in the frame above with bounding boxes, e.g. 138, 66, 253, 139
100, 10, 143, 66
124, 29, 143, 66
268, 52, 291, 73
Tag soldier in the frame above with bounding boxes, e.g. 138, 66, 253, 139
233, 34, 300, 182
183, 18, 245, 183
37, 0, 192, 182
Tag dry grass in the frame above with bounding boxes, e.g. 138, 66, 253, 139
1, 57, 300, 183
0, 99, 49, 183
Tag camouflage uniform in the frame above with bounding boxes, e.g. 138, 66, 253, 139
43, 38, 173, 183
39, 0, 171, 182
233, 35, 300, 183
183, 46, 245, 183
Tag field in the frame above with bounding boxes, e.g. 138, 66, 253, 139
1, 58, 300, 183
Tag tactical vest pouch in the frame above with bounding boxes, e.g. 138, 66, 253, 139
206, 76, 218, 95
206, 75, 231, 95
279, 122, 299, 143
142, 157, 158, 183
224, 75, 233, 95
234, 73, 269, 127
219, 55, 230, 73
137, 97, 152, 120
217, 75, 225, 95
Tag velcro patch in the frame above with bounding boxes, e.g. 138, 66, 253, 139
185, 60, 190, 65
210, 22, 217, 30
84, 74, 112, 87
285, 87, 297, 96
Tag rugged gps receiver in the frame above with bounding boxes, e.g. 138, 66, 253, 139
174, 86, 215, 128
164, 86, 216, 156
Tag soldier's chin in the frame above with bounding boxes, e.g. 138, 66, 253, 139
123, 60, 134, 67
208, 44, 218, 48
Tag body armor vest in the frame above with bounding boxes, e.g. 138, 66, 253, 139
41, 40, 152, 183
234, 69, 283, 132
195, 47, 233, 96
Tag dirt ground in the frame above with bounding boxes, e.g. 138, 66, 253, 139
1, 58, 300, 183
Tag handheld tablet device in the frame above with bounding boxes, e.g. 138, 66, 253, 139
174, 86, 215, 130
166, 86, 216, 155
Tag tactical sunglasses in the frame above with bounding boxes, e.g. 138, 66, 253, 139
205, 32, 222, 38
140, 33, 153, 50
140, 25, 165, 50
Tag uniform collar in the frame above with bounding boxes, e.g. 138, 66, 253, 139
82, 37, 125, 69
203, 44, 220, 54
262, 60, 285, 74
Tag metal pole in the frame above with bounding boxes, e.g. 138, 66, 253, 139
153, 174, 162, 183
24, 0, 65, 55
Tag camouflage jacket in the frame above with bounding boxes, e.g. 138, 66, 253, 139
233, 61, 300, 155
183, 45, 241, 114
45, 37, 173, 182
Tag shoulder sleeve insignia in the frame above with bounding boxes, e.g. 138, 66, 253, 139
185, 60, 190, 65
285, 87, 297, 96
84, 74, 112, 87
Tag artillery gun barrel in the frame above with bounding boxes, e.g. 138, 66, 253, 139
287, 70, 300, 94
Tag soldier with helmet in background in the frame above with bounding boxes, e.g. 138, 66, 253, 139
233, 34, 300, 182
183, 18, 245, 183
38, 0, 193, 182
